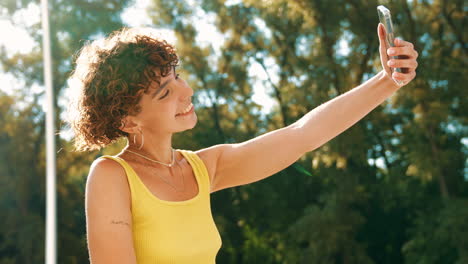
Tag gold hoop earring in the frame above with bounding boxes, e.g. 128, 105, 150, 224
138, 131, 144, 150
132, 130, 144, 150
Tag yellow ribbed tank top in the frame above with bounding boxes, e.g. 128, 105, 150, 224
101, 149, 222, 264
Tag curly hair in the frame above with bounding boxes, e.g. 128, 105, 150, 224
66, 27, 179, 151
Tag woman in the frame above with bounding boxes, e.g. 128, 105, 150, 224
67, 24, 418, 263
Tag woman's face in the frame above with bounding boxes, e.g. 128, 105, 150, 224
134, 68, 197, 135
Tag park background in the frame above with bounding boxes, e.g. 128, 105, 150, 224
0, 0, 467, 263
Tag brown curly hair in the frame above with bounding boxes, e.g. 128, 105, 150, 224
66, 27, 179, 151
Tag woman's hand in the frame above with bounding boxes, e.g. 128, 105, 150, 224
377, 23, 418, 87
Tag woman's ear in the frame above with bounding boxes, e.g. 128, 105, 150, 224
119, 116, 139, 134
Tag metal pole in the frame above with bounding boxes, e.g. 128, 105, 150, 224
40, 0, 56, 263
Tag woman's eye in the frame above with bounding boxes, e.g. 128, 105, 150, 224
159, 90, 169, 99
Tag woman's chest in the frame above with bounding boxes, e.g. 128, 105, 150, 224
133, 163, 200, 202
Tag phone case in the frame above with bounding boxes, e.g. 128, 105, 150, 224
377, 5, 403, 77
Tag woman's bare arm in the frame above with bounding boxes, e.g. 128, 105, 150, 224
204, 24, 418, 193
205, 71, 398, 192
85, 158, 137, 264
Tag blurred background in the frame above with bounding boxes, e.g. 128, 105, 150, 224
0, 0, 467, 263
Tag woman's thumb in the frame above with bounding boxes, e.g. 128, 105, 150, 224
377, 23, 386, 45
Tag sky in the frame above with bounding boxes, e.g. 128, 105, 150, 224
0, 3, 40, 97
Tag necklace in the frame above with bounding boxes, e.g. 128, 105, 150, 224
126, 148, 186, 192
166, 164, 186, 192
126, 149, 175, 167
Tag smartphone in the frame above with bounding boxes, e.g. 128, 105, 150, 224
377, 5, 403, 83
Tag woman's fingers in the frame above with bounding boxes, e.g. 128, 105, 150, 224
387, 46, 419, 59
395, 38, 413, 48
392, 70, 416, 85
387, 58, 418, 69
377, 24, 418, 86
377, 23, 391, 75
386, 38, 418, 86
389, 38, 419, 58
377, 23, 387, 49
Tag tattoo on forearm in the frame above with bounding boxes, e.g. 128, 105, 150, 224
111, 220, 130, 227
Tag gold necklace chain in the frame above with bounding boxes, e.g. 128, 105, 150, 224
126, 149, 175, 167
167, 164, 186, 192
126, 148, 186, 192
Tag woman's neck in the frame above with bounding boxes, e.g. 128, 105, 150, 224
124, 134, 174, 165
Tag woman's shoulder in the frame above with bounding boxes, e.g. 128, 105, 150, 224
86, 155, 130, 198
91, 155, 126, 174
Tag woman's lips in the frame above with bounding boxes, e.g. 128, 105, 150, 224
175, 104, 194, 117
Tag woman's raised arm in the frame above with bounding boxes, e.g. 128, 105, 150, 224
204, 23, 418, 193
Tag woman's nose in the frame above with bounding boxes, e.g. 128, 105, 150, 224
179, 80, 193, 100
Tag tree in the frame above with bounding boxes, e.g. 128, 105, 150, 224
146, 0, 467, 262
0, 0, 131, 262
1, 0, 466, 263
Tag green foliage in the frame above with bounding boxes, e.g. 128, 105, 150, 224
0, 0, 466, 263
403, 199, 468, 264
0, 0, 131, 262
0, 91, 45, 263
288, 194, 373, 264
